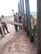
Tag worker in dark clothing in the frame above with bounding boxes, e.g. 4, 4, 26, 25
18, 13, 22, 29
1, 15, 10, 34
18, 13, 22, 23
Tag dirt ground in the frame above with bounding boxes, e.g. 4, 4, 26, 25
0, 18, 37, 54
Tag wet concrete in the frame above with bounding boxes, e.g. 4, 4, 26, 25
0, 18, 37, 54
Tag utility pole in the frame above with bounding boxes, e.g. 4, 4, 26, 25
37, 0, 41, 54
20, 0, 22, 16
22, 0, 25, 31
25, 0, 33, 42
22, 0, 24, 15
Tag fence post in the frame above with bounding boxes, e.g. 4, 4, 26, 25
25, 0, 34, 42
37, 0, 41, 54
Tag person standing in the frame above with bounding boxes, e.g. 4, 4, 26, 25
18, 13, 22, 29
14, 14, 18, 32
1, 15, 10, 34
0, 17, 4, 37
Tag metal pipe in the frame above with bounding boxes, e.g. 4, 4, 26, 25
25, 0, 33, 42
37, 0, 41, 54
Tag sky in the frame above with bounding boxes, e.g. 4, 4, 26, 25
0, 0, 19, 16
0, 0, 37, 16
29, 0, 37, 12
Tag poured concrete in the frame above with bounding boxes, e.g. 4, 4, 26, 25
0, 17, 36, 54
